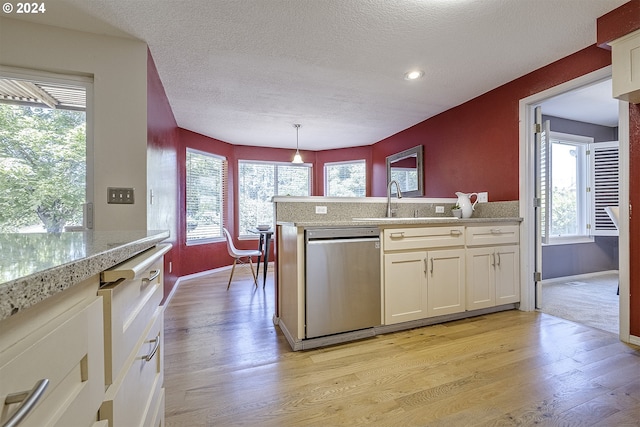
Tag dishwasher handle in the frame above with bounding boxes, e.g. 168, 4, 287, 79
306, 237, 380, 245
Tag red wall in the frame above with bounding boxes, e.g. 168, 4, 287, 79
371, 45, 612, 200
147, 50, 179, 301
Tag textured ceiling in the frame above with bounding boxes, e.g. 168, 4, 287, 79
9, 0, 627, 150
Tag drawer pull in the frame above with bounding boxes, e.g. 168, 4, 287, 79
3, 379, 49, 427
144, 335, 160, 362
142, 269, 161, 285
490, 228, 503, 234
450, 230, 462, 236
389, 232, 405, 239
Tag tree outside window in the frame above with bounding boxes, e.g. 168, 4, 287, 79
238, 161, 310, 236
0, 104, 86, 233
186, 149, 225, 243
325, 160, 366, 197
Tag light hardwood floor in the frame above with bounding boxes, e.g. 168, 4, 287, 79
164, 267, 640, 427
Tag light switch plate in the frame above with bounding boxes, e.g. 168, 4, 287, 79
315, 206, 327, 214
477, 192, 488, 203
108, 187, 135, 204
435, 206, 445, 213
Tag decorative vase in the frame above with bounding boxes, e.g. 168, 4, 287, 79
455, 192, 478, 218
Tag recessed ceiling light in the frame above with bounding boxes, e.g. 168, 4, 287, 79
404, 70, 425, 81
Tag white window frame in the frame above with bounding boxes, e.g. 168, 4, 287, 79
543, 132, 619, 245
0, 66, 94, 231
238, 160, 311, 238
185, 148, 226, 245
324, 159, 366, 197
544, 132, 594, 246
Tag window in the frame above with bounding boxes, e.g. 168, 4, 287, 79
541, 130, 619, 244
0, 68, 91, 233
549, 135, 589, 239
325, 160, 366, 197
238, 161, 311, 236
186, 149, 225, 243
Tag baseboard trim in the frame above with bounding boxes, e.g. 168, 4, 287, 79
629, 334, 640, 346
541, 270, 619, 286
163, 262, 274, 307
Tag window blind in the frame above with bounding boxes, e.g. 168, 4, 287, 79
590, 141, 619, 236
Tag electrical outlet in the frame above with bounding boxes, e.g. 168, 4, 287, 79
477, 192, 488, 203
108, 187, 135, 204
435, 206, 445, 213
315, 206, 327, 214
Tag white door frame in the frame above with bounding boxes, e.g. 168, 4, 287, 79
518, 65, 631, 342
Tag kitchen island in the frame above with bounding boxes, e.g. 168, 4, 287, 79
273, 197, 523, 351
0, 230, 170, 427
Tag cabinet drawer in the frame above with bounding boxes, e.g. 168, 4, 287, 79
144, 386, 165, 427
99, 245, 168, 385
100, 309, 164, 427
466, 225, 519, 247
0, 297, 105, 427
383, 226, 464, 251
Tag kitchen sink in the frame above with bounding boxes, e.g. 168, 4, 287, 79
352, 217, 459, 221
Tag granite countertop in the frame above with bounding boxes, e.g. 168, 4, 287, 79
277, 217, 523, 228
0, 230, 170, 321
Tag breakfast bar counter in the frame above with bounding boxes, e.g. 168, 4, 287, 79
0, 229, 170, 320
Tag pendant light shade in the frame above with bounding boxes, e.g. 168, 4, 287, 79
292, 124, 303, 164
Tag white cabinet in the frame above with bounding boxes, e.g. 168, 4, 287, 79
0, 241, 169, 426
466, 225, 520, 310
427, 249, 466, 317
98, 244, 170, 427
611, 28, 640, 104
0, 277, 105, 427
384, 251, 428, 324
383, 227, 465, 325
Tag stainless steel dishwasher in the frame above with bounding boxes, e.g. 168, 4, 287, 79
305, 227, 381, 338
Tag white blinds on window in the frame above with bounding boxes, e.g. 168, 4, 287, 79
539, 120, 551, 244
590, 141, 620, 236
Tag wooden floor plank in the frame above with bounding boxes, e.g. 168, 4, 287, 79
164, 267, 640, 426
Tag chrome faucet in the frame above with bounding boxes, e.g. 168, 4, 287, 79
386, 180, 403, 217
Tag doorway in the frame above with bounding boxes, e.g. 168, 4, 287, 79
518, 66, 631, 340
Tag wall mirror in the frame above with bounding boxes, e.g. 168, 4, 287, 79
386, 145, 423, 197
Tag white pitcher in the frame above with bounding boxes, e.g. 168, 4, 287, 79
455, 192, 478, 218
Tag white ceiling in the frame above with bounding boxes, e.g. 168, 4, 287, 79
10, 0, 626, 150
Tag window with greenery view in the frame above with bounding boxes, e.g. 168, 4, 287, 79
549, 138, 588, 238
325, 160, 366, 197
186, 149, 225, 243
0, 104, 86, 233
238, 161, 311, 236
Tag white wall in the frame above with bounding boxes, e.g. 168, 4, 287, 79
0, 17, 148, 231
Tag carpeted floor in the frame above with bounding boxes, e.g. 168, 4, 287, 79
540, 273, 619, 335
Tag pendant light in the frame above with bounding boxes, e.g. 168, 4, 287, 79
292, 123, 303, 164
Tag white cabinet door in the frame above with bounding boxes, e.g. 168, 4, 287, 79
384, 251, 428, 324
466, 247, 496, 310
466, 245, 520, 309
495, 245, 520, 304
427, 249, 465, 317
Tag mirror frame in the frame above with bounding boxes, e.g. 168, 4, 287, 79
386, 145, 424, 197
